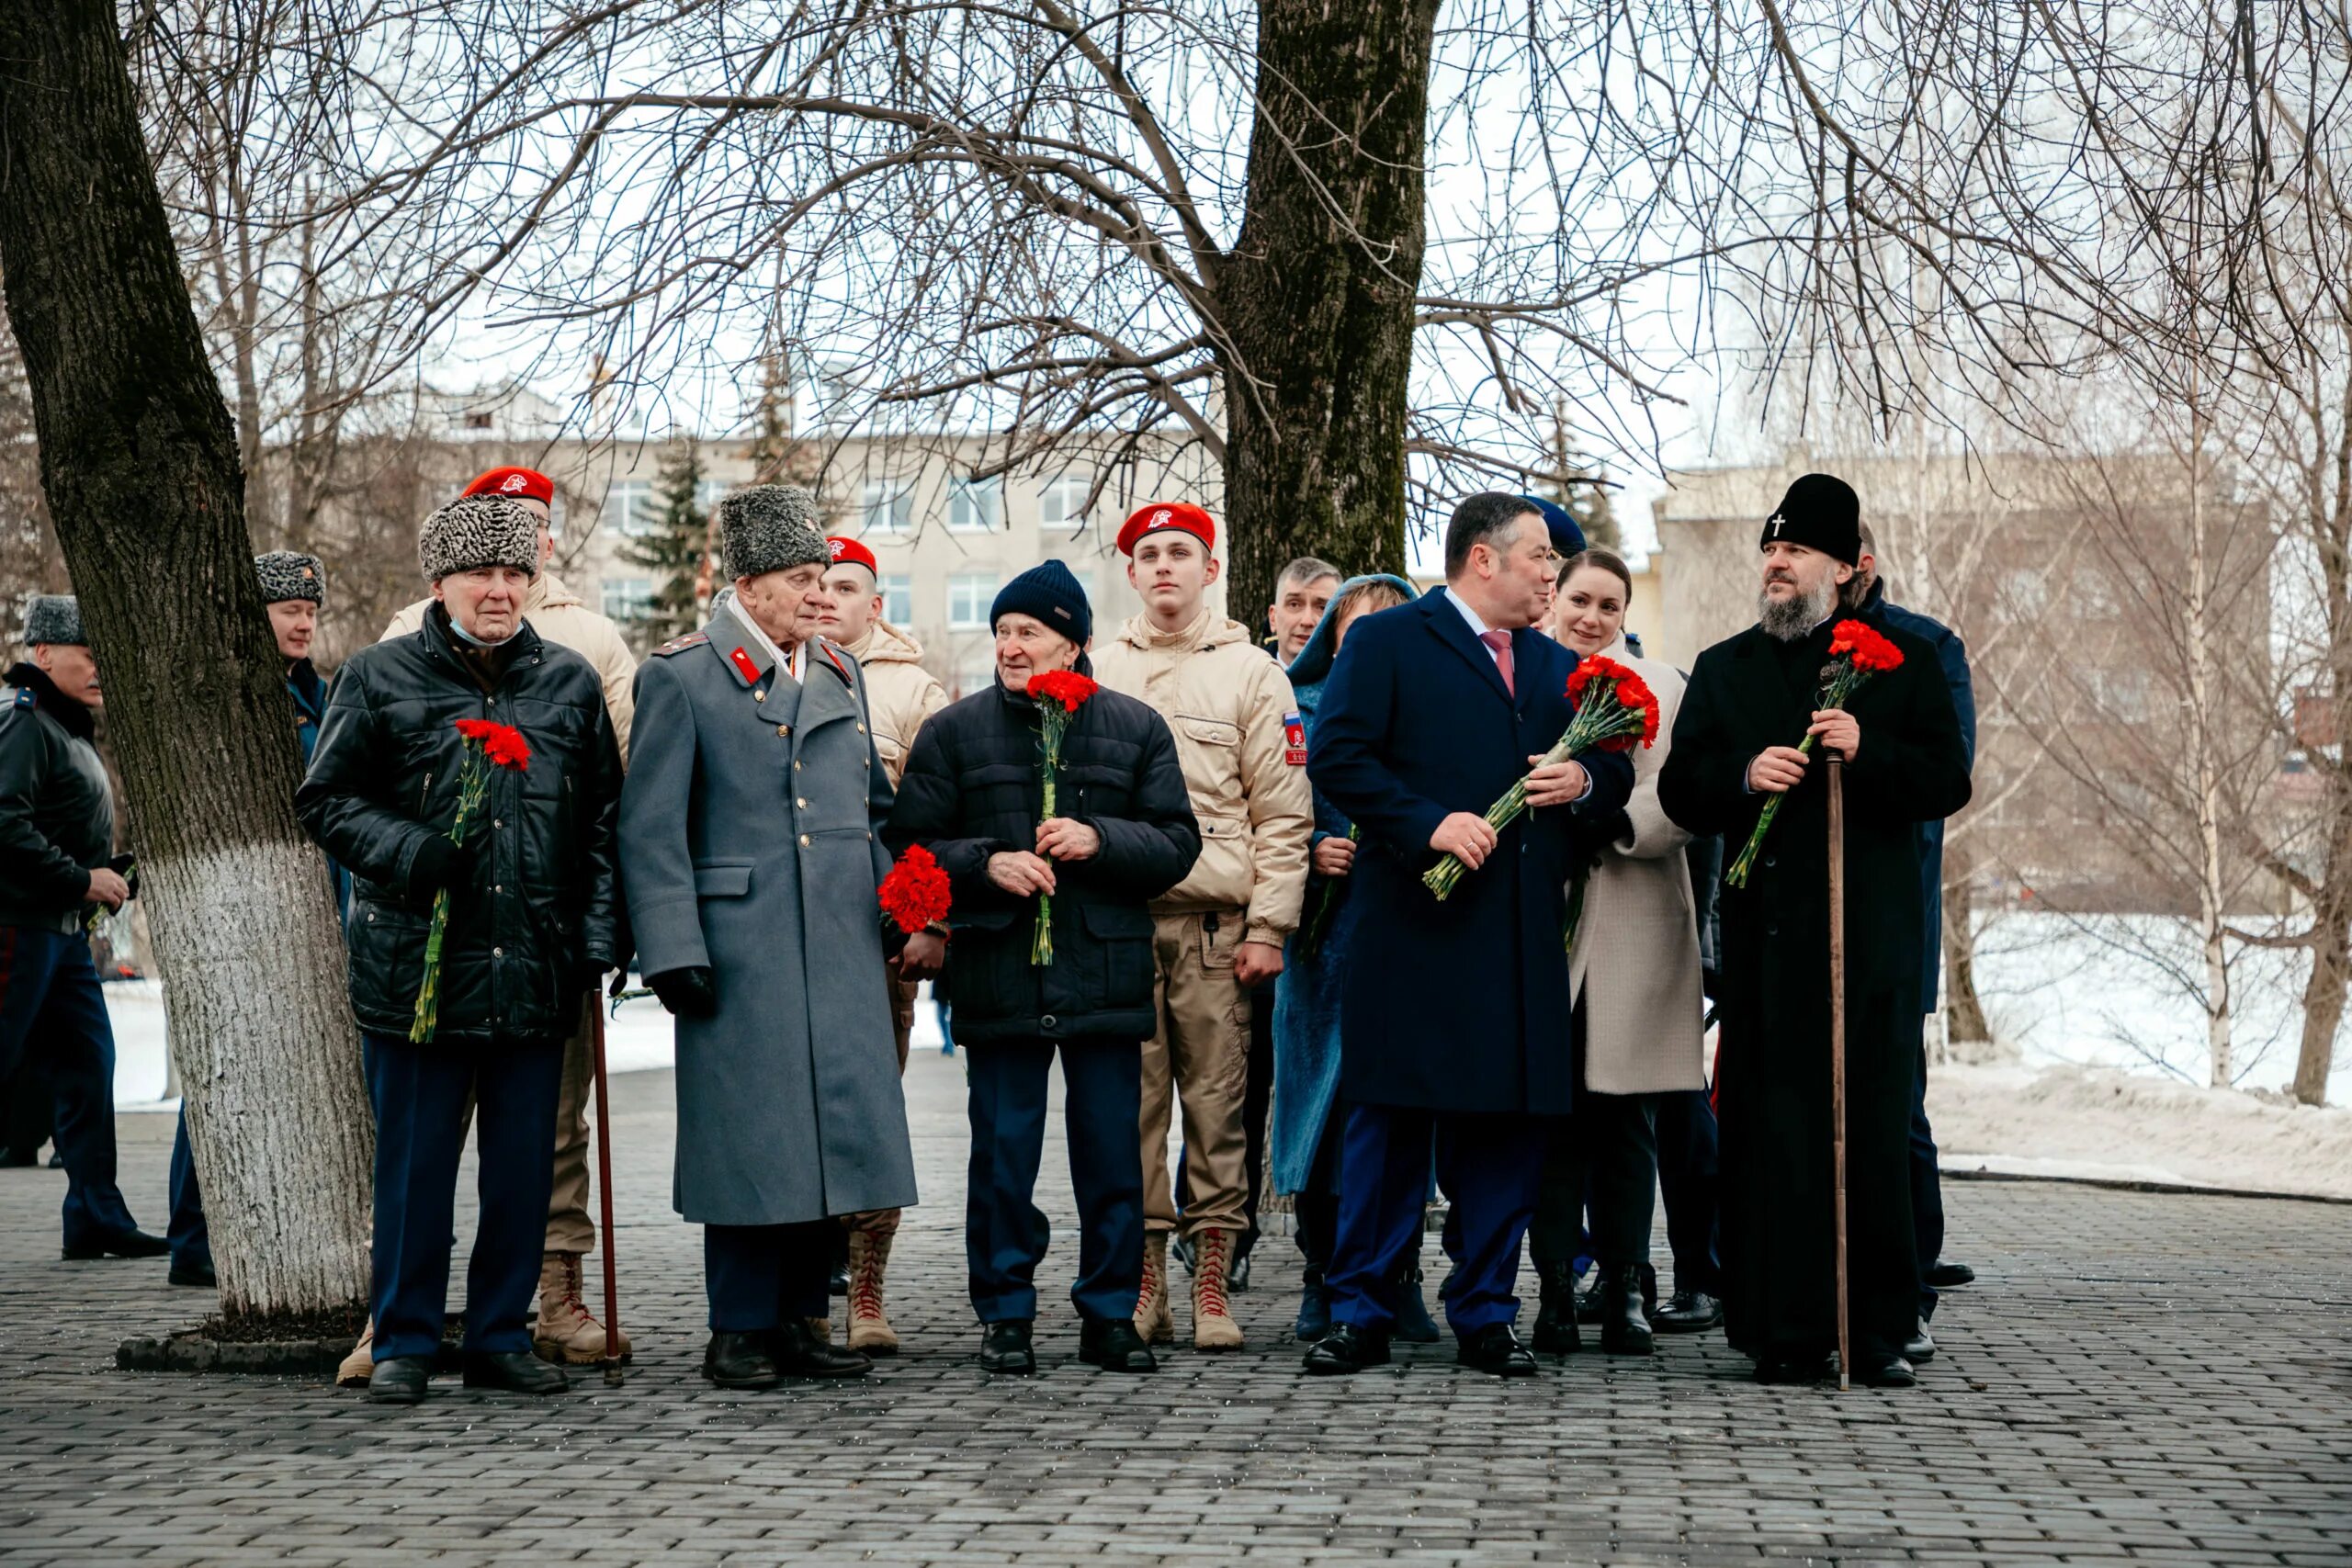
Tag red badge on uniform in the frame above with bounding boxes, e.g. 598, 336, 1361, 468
729, 645, 763, 685
1283, 710, 1306, 766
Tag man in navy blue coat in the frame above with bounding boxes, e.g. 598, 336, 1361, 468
1300, 493, 1634, 1376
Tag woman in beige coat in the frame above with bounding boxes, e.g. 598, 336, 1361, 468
1527, 548, 1707, 1358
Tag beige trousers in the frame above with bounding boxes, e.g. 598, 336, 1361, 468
1139, 909, 1252, 1237
544, 992, 597, 1256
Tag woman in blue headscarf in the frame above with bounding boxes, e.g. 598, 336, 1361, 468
1268, 572, 1426, 1342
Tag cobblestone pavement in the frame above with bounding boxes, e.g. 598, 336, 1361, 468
2, 1051, 2348, 1567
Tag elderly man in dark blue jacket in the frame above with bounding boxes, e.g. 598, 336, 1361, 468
1852, 526, 1978, 1331
1300, 493, 1634, 1377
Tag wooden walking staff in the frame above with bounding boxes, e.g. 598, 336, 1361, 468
591, 997, 625, 1387
1826, 750, 1851, 1393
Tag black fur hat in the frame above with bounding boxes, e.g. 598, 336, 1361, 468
22, 594, 85, 647
719, 484, 827, 581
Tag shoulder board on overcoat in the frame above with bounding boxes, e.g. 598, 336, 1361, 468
651, 632, 709, 659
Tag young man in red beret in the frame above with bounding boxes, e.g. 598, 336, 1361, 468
1091, 502, 1311, 1351
338, 466, 640, 1385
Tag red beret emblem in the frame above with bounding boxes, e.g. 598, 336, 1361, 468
500, 473, 528, 493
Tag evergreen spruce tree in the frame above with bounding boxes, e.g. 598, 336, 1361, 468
626, 437, 708, 643
1544, 396, 1620, 551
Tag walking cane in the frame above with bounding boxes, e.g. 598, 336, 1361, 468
1826, 751, 1851, 1393
591, 993, 625, 1388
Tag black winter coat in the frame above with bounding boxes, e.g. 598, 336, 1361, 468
297, 613, 624, 1048
885, 667, 1200, 1045
0, 664, 112, 933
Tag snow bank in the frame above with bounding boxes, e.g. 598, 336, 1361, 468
1929, 1062, 2352, 1201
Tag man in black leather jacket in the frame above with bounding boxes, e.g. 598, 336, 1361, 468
298, 495, 623, 1406
0, 595, 163, 1264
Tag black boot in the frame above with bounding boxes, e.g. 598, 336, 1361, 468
1078, 1316, 1157, 1372
1294, 1266, 1331, 1342
1531, 1260, 1582, 1355
1599, 1265, 1655, 1356
461, 1349, 571, 1394
1651, 1288, 1723, 1333
704, 1331, 782, 1389
1389, 1263, 1442, 1344
979, 1320, 1035, 1375
771, 1317, 872, 1377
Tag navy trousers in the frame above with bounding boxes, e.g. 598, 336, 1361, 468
1654, 1089, 1722, 1295
1910, 1033, 1944, 1320
1328, 1103, 1546, 1336
964, 1036, 1144, 1324
362, 1032, 563, 1363
0, 926, 140, 1247
167, 1110, 210, 1274
706, 1220, 834, 1330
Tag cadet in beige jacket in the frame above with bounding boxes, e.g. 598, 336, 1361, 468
815, 534, 950, 1355
338, 467, 639, 1387
1091, 502, 1312, 1351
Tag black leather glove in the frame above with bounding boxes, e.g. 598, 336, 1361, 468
577, 953, 616, 995
409, 833, 473, 893
648, 965, 718, 1019
109, 852, 140, 902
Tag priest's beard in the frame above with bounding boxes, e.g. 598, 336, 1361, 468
1758, 577, 1838, 641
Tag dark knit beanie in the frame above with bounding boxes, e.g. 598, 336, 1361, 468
719, 484, 827, 580
1759, 473, 1861, 565
418, 494, 541, 581
22, 594, 85, 647
991, 559, 1091, 646
255, 550, 326, 605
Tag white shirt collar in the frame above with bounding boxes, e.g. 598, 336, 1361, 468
728, 594, 804, 681
1442, 586, 1497, 641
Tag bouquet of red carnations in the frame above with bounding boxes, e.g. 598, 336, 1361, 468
1723, 617, 1904, 888
411, 717, 530, 1043
879, 844, 954, 934
1424, 655, 1660, 900
1025, 670, 1099, 964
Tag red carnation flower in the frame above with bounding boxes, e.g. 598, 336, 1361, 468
879, 845, 954, 935
454, 717, 531, 770
1025, 670, 1101, 713
1828, 618, 1905, 674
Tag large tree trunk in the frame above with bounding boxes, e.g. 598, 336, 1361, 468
1940, 844, 1993, 1049
1215, 0, 1436, 623
0, 0, 371, 1323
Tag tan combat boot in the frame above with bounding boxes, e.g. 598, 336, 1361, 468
336, 1319, 375, 1389
1189, 1229, 1243, 1351
1135, 1232, 1175, 1345
845, 1227, 899, 1354
533, 1251, 634, 1365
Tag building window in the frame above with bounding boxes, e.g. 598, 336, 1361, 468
948, 573, 1000, 628
464, 412, 494, 431
863, 480, 912, 534
601, 577, 654, 622
1039, 472, 1090, 529
600, 480, 657, 537
949, 477, 1002, 533
880, 573, 913, 625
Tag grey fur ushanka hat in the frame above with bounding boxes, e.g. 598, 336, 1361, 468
719, 484, 827, 581
417, 494, 542, 582
22, 594, 85, 647
255, 550, 326, 605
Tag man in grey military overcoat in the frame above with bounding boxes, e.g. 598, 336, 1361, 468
618, 483, 919, 1389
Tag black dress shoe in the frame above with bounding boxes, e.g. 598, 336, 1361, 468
1389, 1264, 1442, 1344
462, 1349, 570, 1394
168, 1257, 217, 1288
979, 1320, 1035, 1375
1902, 1321, 1937, 1362
1301, 1321, 1390, 1375
771, 1317, 872, 1377
1854, 1353, 1917, 1388
703, 1330, 782, 1388
62, 1227, 169, 1259
1078, 1316, 1158, 1372
1651, 1289, 1723, 1333
1456, 1323, 1539, 1377
828, 1261, 851, 1297
1923, 1260, 1974, 1289
1753, 1353, 1835, 1384
368, 1355, 430, 1404
1598, 1265, 1656, 1356
47, 1149, 65, 1169
1531, 1261, 1582, 1355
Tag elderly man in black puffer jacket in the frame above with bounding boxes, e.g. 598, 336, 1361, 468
887, 560, 1199, 1377
298, 494, 623, 1407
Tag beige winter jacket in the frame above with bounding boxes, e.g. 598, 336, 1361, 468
1567, 636, 1706, 1096
845, 618, 948, 788
1092, 607, 1311, 947
381, 571, 639, 761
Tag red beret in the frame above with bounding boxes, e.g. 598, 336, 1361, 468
826, 536, 878, 576
1115, 502, 1216, 557
460, 467, 555, 506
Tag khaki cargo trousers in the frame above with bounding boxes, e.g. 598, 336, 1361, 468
1139, 909, 1252, 1237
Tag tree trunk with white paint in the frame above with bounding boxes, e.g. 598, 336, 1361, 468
0, 0, 370, 1324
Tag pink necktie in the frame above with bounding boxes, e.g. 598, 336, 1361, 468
1479, 629, 1515, 696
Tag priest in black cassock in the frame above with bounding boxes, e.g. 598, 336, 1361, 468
1657, 475, 1971, 1387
